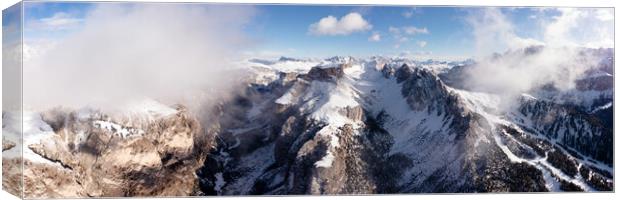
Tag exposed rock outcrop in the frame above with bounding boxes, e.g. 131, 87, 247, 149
10, 108, 212, 198
2, 137, 15, 151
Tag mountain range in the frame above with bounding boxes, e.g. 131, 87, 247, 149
2, 47, 614, 197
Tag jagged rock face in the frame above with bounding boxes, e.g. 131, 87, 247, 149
381, 65, 547, 192
396, 65, 461, 114
515, 99, 613, 165
196, 64, 364, 194
3, 108, 211, 198
303, 65, 345, 82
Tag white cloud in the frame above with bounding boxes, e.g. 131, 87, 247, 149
466, 8, 543, 57
389, 26, 429, 36
41, 12, 81, 27
308, 12, 372, 36
417, 41, 427, 48
28, 12, 83, 31
388, 25, 429, 49
543, 8, 583, 47
402, 26, 429, 35
403, 10, 414, 18
544, 8, 613, 49
388, 26, 400, 35
24, 4, 256, 111
368, 32, 381, 41
468, 7, 612, 53
402, 7, 421, 18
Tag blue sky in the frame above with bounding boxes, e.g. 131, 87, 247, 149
15, 2, 615, 60
249, 6, 471, 57
2, 1, 22, 46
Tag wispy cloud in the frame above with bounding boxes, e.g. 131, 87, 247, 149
368, 32, 381, 42
402, 26, 429, 35
27, 12, 83, 31
417, 41, 427, 48
41, 12, 81, 27
388, 25, 429, 48
389, 26, 429, 36
402, 10, 414, 18
465, 8, 543, 57
543, 8, 613, 48
308, 12, 372, 36
402, 7, 421, 18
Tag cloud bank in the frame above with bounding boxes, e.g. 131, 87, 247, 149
308, 12, 372, 36
23, 4, 256, 111
463, 8, 613, 107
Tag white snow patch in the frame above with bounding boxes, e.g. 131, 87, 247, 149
493, 131, 526, 163
3, 111, 65, 166
275, 92, 295, 105
521, 93, 538, 100
314, 150, 335, 168
303, 81, 360, 127
589, 102, 612, 113
316, 125, 341, 148
93, 120, 144, 138
22, 112, 59, 164
343, 64, 365, 78
448, 87, 501, 116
